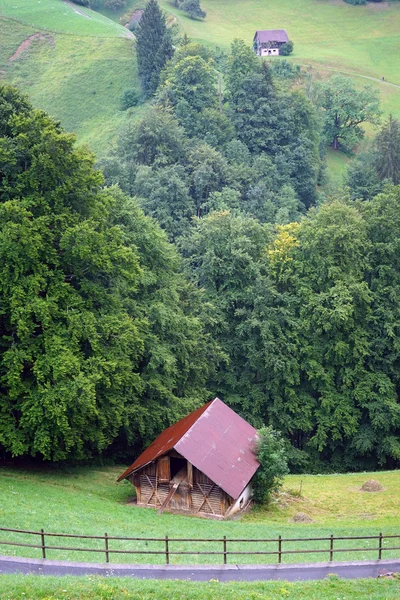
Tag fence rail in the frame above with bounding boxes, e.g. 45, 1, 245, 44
0, 527, 399, 565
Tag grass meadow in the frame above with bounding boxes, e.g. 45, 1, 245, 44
0, 466, 399, 598
0, 1, 139, 155
0, 573, 399, 600
0, 465, 399, 565
0, 0, 130, 36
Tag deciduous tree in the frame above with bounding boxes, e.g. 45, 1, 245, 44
319, 75, 381, 151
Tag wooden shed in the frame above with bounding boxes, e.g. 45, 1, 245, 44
118, 398, 259, 519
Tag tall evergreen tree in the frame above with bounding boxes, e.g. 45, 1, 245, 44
375, 115, 400, 184
136, 0, 173, 97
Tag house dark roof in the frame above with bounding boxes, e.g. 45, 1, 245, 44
254, 30, 289, 44
118, 398, 259, 500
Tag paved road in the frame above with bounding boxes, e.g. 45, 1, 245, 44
1, 555, 400, 581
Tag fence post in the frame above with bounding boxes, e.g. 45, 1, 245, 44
165, 535, 169, 565
278, 535, 282, 564
223, 535, 227, 565
378, 532, 383, 560
40, 529, 46, 560
329, 534, 334, 562
105, 532, 109, 563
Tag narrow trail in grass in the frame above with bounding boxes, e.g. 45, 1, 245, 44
302, 63, 400, 89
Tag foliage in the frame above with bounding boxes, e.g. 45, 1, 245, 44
375, 115, 400, 184
346, 116, 400, 199
318, 75, 381, 151
104, 0, 127, 9
136, 0, 174, 97
120, 88, 138, 110
180, 0, 206, 19
0, 86, 216, 460
279, 40, 294, 55
344, 0, 366, 5
251, 426, 289, 504
269, 59, 301, 80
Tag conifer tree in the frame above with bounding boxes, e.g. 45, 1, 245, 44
375, 115, 400, 184
136, 0, 174, 97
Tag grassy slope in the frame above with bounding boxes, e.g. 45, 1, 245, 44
0, 0, 139, 155
160, 0, 400, 82
159, 0, 399, 178
159, 0, 400, 123
1, 574, 399, 600
0, 0, 130, 36
0, 466, 399, 564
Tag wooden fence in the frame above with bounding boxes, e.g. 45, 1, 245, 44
0, 527, 399, 565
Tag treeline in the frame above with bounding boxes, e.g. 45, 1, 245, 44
1, 25, 400, 471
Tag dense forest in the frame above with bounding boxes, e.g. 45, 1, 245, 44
0, 1, 399, 472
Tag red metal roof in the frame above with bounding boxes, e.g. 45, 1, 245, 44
118, 398, 259, 500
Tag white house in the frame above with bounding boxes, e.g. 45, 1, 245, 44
253, 30, 289, 57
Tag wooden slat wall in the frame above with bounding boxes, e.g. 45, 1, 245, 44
133, 460, 233, 516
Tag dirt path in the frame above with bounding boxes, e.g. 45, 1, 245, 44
302, 63, 400, 89
9, 33, 55, 62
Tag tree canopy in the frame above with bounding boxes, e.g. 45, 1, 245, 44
0, 85, 216, 460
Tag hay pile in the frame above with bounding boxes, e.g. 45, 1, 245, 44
361, 479, 384, 492
292, 512, 314, 522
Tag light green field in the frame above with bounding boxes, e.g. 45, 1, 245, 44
0, 466, 399, 565
0, 573, 399, 599
0, 0, 131, 36
0, 2, 139, 154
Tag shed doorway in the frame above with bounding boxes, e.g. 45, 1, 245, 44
171, 456, 186, 479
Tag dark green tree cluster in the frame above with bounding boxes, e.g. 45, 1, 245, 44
103, 40, 322, 242
347, 115, 400, 200
182, 194, 400, 471
2, 33, 399, 477
0, 85, 217, 460
174, 0, 206, 19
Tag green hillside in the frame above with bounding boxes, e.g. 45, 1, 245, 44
0, 0, 138, 154
159, 0, 400, 119
1, 0, 399, 157
0, 0, 131, 36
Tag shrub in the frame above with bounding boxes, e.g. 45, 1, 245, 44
251, 426, 289, 505
120, 89, 138, 110
279, 41, 294, 56
344, 0, 367, 5
270, 59, 300, 79
180, 0, 206, 19
104, 0, 127, 9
